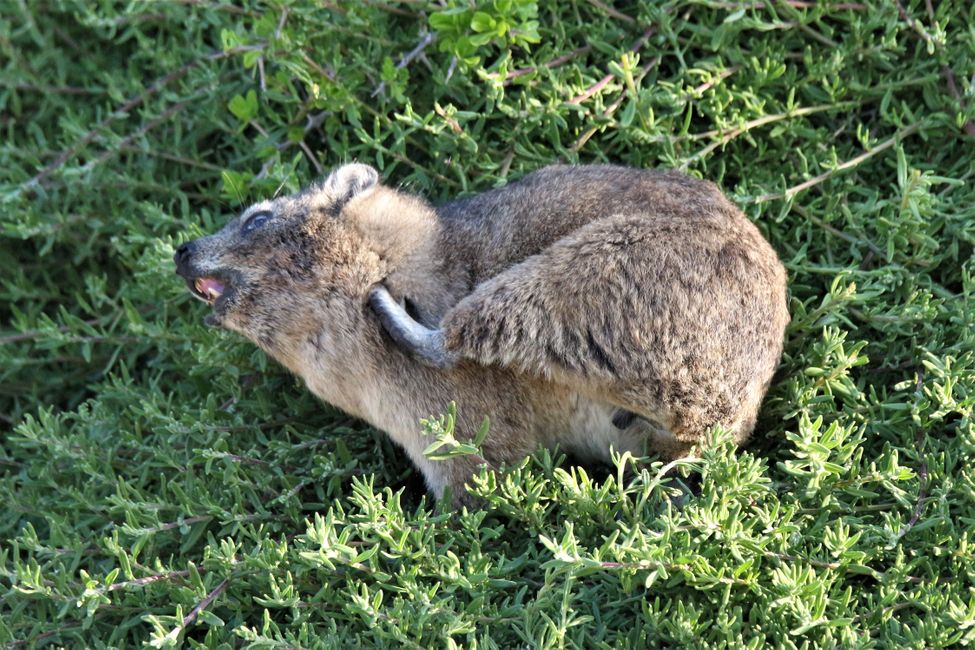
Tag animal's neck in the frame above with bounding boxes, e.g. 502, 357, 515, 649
274, 315, 448, 433
280, 320, 466, 490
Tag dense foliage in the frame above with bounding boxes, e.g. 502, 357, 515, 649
2, 1, 973, 647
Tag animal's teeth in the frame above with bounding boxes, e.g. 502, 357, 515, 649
193, 277, 225, 303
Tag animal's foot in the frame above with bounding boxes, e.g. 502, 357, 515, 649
368, 284, 459, 369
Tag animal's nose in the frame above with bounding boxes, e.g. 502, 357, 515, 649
174, 241, 196, 268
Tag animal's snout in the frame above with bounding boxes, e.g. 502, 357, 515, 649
173, 240, 200, 278
174, 240, 198, 276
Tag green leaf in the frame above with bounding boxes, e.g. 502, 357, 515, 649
471, 12, 497, 32
228, 89, 259, 123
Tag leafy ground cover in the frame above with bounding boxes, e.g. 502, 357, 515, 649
1, 1, 974, 647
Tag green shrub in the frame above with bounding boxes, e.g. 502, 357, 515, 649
1, 1, 973, 647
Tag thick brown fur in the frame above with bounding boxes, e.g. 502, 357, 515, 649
174, 163, 789, 507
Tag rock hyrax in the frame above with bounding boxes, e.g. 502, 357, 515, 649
174, 163, 789, 506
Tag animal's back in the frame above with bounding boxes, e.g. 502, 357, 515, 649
431, 165, 788, 448
437, 165, 739, 285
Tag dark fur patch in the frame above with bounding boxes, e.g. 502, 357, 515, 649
612, 410, 637, 429
546, 343, 570, 369
586, 329, 616, 374
307, 331, 325, 352
404, 297, 423, 324
285, 231, 316, 277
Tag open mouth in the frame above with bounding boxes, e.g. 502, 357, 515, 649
188, 276, 228, 306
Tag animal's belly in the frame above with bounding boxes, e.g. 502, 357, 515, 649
562, 396, 658, 462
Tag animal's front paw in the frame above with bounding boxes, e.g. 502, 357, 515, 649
368, 285, 458, 369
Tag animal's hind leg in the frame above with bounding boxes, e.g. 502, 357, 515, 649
373, 214, 712, 450
371, 216, 644, 387
439, 218, 653, 386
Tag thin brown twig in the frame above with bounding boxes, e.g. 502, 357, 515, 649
499, 148, 516, 178
503, 44, 593, 85
156, 577, 230, 644
2, 629, 72, 649
107, 569, 194, 592
569, 74, 614, 105
131, 515, 213, 534
220, 452, 271, 466
250, 118, 324, 175
706, 1, 866, 9
792, 204, 884, 258
298, 140, 324, 175
300, 51, 337, 81
183, 577, 230, 626
860, 599, 926, 624
319, 1, 347, 16
929, 18, 975, 139
274, 6, 289, 39
572, 57, 660, 151
896, 369, 930, 540
10, 83, 104, 95
172, 0, 249, 15
19, 45, 263, 193
0, 318, 102, 345
434, 104, 463, 134
941, 69, 975, 138
894, 0, 932, 42
752, 121, 923, 203
217, 374, 261, 412
586, 0, 636, 23
373, 31, 437, 97
690, 102, 857, 141
88, 100, 193, 170
130, 149, 225, 172
763, 550, 844, 571
52, 25, 81, 51
682, 66, 739, 100
896, 0, 975, 138
362, 0, 418, 18
899, 445, 930, 536
597, 558, 749, 586
680, 103, 856, 169
569, 27, 656, 105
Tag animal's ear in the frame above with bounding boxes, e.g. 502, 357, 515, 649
318, 163, 379, 205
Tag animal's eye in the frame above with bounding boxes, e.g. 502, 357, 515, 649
243, 211, 271, 233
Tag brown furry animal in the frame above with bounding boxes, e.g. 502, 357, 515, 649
174, 163, 789, 506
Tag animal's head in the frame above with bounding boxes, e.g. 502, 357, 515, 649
174, 163, 432, 359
